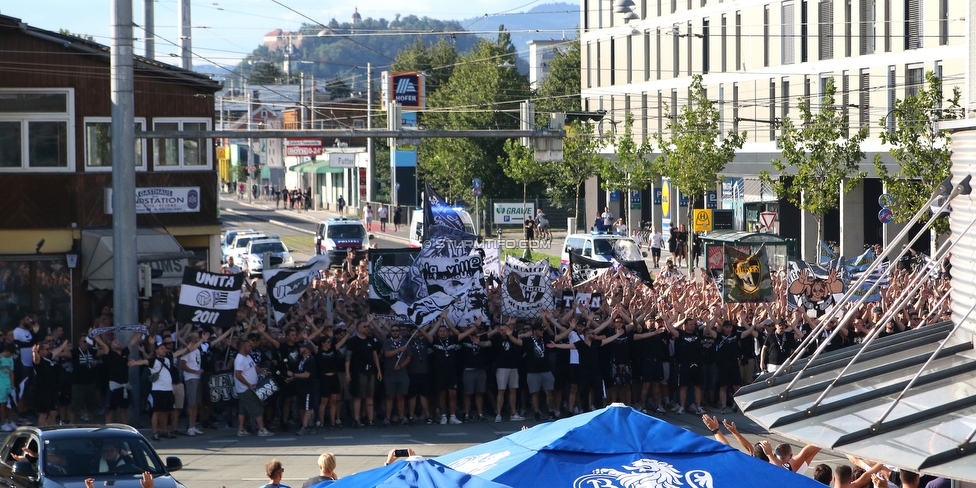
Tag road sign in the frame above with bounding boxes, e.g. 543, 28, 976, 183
879, 193, 895, 207
879, 207, 893, 223
759, 211, 777, 230
473, 187, 482, 197
693, 209, 713, 232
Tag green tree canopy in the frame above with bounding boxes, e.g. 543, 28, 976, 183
875, 71, 961, 235
597, 113, 653, 225
760, 77, 867, 244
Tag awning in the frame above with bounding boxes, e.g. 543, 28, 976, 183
81, 229, 193, 291
288, 160, 345, 174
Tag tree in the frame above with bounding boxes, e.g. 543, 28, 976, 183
533, 37, 581, 124
760, 77, 867, 245
500, 139, 548, 213
874, 71, 961, 235
596, 112, 653, 226
325, 78, 352, 100
249, 62, 285, 85
545, 121, 602, 222
656, 74, 746, 272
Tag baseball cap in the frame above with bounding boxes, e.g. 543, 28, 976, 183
298, 341, 313, 350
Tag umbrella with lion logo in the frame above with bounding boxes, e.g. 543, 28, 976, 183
436, 404, 826, 488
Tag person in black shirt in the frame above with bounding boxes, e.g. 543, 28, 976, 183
760, 318, 804, 373
32, 341, 70, 426
316, 335, 346, 429
548, 325, 623, 413
459, 321, 492, 421
260, 324, 301, 432
508, 322, 555, 420
345, 321, 382, 427
70, 336, 103, 424
290, 342, 318, 435
489, 320, 526, 421
714, 320, 751, 413
95, 333, 143, 425
664, 316, 715, 415
418, 313, 474, 425
633, 316, 671, 413
381, 324, 412, 425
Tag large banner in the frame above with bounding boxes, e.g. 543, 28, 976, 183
392, 183, 487, 326
264, 255, 330, 324
557, 290, 604, 311
481, 245, 501, 280
568, 251, 612, 287
786, 259, 846, 316
722, 245, 774, 303
176, 269, 244, 328
502, 257, 554, 317
368, 248, 420, 324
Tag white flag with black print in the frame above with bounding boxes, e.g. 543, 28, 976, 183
176, 269, 245, 328
264, 255, 330, 323
502, 256, 554, 317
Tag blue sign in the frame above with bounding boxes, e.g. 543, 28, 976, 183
473, 178, 482, 190
391, 72, 424, 108
609, 190, 620, 202
706, 190, 717, 209
630, 190, 641, 203
653, 188, 662, 205
879, 193, 895, 208
473, 187, 482, 197
722, 177, 743, 199
679, 193, 689, 207
879, 208, 893, 224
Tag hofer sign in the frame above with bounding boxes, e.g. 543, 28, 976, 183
285, 138, 323, 157
494, 203, 535, 225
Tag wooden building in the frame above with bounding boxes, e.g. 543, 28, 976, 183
0, 14, 222, 337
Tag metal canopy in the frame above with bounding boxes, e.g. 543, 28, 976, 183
736, 321, 976, 481
288, 161, 345, 174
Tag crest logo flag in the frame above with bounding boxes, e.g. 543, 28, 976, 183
722, 245, 773, 303
502, 256, 554, 317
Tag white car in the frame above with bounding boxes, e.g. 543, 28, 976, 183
314, 217, 371, 266
224, 233, 274, 265
221, 229, 255, 257
242, 238, 294, 278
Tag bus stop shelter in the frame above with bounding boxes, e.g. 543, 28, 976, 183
700, 230, 797, 271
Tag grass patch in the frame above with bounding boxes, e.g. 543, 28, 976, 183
501, 248, 561, 267
281, 235, 314, 255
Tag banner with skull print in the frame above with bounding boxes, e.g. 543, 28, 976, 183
722, 244, 773, 303
786, 258, 847, 316
502, 256, 554, 317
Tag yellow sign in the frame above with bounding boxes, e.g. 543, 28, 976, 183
216, 147, 230, 161
694, 209, 713, 232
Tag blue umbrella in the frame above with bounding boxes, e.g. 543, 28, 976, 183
436, 404, 827, 488
328, 457, 513, 488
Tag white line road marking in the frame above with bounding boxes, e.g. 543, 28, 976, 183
406, 439, 435, 446
437, 432, 468, 436
322, 436, 354, 440
266, 437, 296, 441
380, 434, 412, 438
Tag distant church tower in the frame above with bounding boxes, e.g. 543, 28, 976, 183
351, 8, 362, 24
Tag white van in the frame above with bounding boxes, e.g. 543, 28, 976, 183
408, 208, 476, 248
560, 231, 646, 268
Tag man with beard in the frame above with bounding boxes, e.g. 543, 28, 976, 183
259, 325, 301, 432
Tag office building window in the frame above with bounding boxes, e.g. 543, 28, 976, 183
886, 65, 895, 132
859, 69, 870, 132
671, 89, 679, 126
883, 0, 891, 52
586, 42, 592, 88
656, 29, 662, 79
764, 5, 770, 67
610, 39, 616, 85
641, 92, 648, 140
906, 64, 924, 97
658, 0, 663, 17
735, 11, 742, 70
672, 0, 677, 14
673, 31, 680, 77
626, 35, 633, 84
938, 0, 948, 45
841, 71, 850, 137
844, 0, 852, 56
732, 83, 739, 133
84, 118, 147, 170
702, 19, 710, 74
905, 0, 922, 50
687, 22, 693, 76
859, 0, 876, 54
769, 79, 777, 140
721, 14, 728, 72
801, 0, 809, 62
657, 91, 664, 134
782, 2, 795, 65
819, 0, 834, 60
781, 78, 790, 138
596, 40, 602, 87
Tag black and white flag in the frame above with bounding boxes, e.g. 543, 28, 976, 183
264, 255, 330, 324
568, 251, 612, 287
502, 256, 554, 317
176, 269, 244, 328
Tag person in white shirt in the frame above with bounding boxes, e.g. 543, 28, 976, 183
128, 341, 174, 441
613, 218, 628, 235
180, 332, 205, 436
234, 339, 273, 437
601, 207, 614, 228
221, 256, 242, 275
649, 227, 664, 268
377, 204, 389, 232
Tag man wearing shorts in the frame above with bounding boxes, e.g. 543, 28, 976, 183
649, 227, 664, 268
233, 339, 273, 437
69, 336, 102, 424
492, 321, 524, 422
381, 325, 411, 425
509, 322, 555, 420
128, 340, 175, 440
664, 317, 714, 415
180, 331, 206, 435
345, 321, 382, 427
406, 325, 433, 424
378, 204, 389, 232
459, 321, 491, 421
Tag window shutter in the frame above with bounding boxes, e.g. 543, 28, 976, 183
783, 2, 795, 64
819, 0, 834, 60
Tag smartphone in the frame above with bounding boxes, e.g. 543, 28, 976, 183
393, 449, 410, 458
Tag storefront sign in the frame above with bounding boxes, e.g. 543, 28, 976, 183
105, 187, 200, 214
493, 203, 536, 225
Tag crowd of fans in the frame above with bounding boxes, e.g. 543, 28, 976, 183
0, 246, 954, 485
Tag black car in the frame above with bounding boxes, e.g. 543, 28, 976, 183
0, 424, 184, 488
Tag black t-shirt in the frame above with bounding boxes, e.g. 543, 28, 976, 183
675, 329, 704, 364
572, 338, 602, 369
818, 327, 849, 352
315, 347, 343, 377
294, 354, 317, 391
35, 357, 58, 390
607, 333, 632, 364
522, 334, 552, 373
406, 337, 431, 375
345, 334, 379, 374
460, 335, 490, 370
279, 342, 301, 373
764, 332, 797, 366
71, 347, 98, 385
714, 332, 742, 363
634, 331, 670, 362
430, 336, 461, 372
494, 336, 524, 369
739, 327, 758, 359
104, 349, 130, 384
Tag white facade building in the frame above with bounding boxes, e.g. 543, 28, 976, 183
528, 39, 570, 89
580, 0, 973, 259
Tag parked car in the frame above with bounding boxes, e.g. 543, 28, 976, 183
241, 238, 295, 278
314, 218, 372, 266
0, 424, 185, 488
222, 232, 278, 265
560, 231, 646, 269
407, 208, 476, 248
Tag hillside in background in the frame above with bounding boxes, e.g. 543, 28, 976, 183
461, 2, 578, 53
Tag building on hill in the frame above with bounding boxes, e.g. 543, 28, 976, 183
264, 29, 303, 51
352, 8, 362, 25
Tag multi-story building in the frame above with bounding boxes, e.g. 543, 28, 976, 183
0, 14, 221, 335
581, 0, 972, 258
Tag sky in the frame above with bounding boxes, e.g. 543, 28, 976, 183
3, 0, 574, 66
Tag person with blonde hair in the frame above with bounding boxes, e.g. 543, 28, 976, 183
302, 453, 338, 488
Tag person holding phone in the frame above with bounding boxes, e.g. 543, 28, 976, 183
302, 453, 338, 488
385, 448, 416, 465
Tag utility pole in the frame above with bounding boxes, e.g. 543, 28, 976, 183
177, 0, 191, 70
247, 85, 254, 203
367, 63, 374, 203
143, 0, 154, 60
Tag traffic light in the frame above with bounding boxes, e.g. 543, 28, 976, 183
138, 263, 163, 299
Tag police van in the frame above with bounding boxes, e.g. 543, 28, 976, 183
560, 231, 646, 269
314, 217, 373, 265
408, 208, 476, 248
